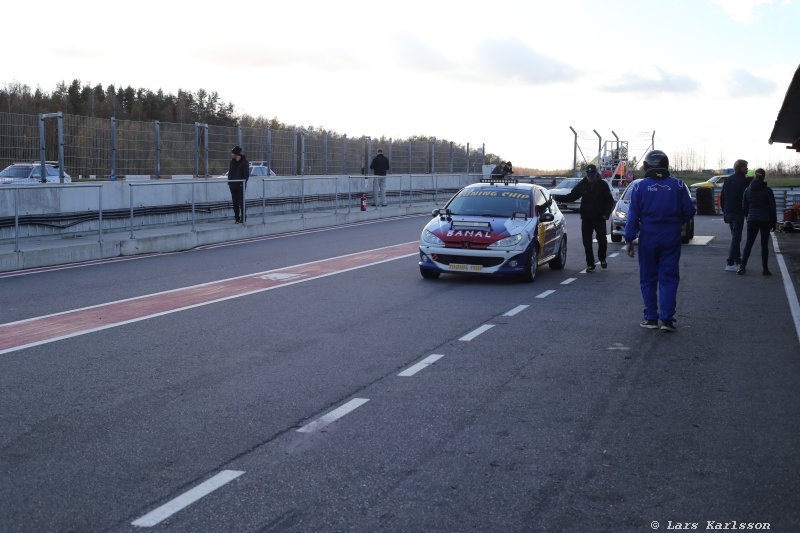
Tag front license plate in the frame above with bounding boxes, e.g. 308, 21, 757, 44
448, 263, 483, 272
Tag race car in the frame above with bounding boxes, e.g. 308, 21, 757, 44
419, 178, 568, 282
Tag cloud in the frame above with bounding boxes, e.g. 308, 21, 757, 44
600, 68, 700, 94
726, 68, 777, 97
709, 0, 772, 25
474, 38, 580, 85
393, 34, 453, 72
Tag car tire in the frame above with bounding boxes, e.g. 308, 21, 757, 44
549, 235, 567, 270
420, 268, 440, 279
681, 219, 694, 244
610, 233, 622, 243
521, 245, 538, 282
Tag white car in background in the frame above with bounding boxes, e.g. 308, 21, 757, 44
548, 177, 618, 212
0, 162, 72, 184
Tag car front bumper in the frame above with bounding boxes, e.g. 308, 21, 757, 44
418, 245, 529, 275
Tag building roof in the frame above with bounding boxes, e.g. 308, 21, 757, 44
769, 64, 800, 152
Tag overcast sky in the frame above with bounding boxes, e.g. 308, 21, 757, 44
2, 0, 798, 170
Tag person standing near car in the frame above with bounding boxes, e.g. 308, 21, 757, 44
624, 150, 695, 332
551, 163, 615, 272
228, 145, 250, 223
720, 159, 749, 271
737, 168, 777, 276
368, 148, 390, 207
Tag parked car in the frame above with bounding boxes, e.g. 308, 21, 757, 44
610, 179, 695, 244
418, 178, 567, 282
0, 162, 72, 184
215, 161, 276, 180
548, 177, 618, 212
689, 174, 727, 189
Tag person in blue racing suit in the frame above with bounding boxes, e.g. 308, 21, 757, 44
624, 150, 696, 332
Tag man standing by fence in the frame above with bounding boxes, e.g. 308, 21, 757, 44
228, 146, 250, 223
369, 149, 390, 207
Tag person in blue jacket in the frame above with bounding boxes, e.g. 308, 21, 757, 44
624, 150, 696, 332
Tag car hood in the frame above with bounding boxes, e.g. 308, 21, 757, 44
423, 215, 534, 245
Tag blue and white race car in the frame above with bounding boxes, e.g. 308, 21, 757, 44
419, 178, 568, 282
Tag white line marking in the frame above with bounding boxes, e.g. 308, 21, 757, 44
536, 290, 556, 299
297, 398, 370, 433
686, 235, 714, 245
772, 234, 800, 345
459, 324, 495, 341
609, 252, 619, 258
398, 354, 445, 377
131, 470, 244, 527
503, 305, 529, 317
561, 278, 577, 285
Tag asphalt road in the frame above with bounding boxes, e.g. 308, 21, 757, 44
1, 213, 799, 532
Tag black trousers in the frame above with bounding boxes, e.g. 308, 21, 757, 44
229, 182, 245, 221
741, 221, 771, 269
581, 217, 607, 266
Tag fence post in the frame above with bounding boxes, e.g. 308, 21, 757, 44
266, 127, 272, 175
292, 129, 298, 176
323, 133, 328, 175
98, 185, 103, 243
57, 112, 65, 183
430, 140, 435, 175
191, 182, 196, 232
203, 124, 209, 177
367, 138, 372, 175
481, 143, 485, 172
39, 114, 46, 182
154, 120, 161, 177
301, 178, 305, 219
262, 178, 266, 223
343, 135, 348, 174
194, 122, 200, 177
466, 142, 470, 173
300, 130, 306, 176
129, 184, 135, 239
237, 125, 243, 150
388, 138, 393, 173
449, 141, 454, 173
408, 141, 412, 174
111, 117, 117, 179
14, 188, 20, 253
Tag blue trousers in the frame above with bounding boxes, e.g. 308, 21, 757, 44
726, 213, 744, 265
638, 236, 681, 322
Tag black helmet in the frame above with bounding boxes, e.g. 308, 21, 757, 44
642, 150, 669, 171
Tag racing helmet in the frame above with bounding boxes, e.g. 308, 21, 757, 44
642, 150, 669, 171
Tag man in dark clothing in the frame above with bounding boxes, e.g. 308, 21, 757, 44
228, 145, 250, 223
720, 159, 749, 271
624, 150, 695, 332
490, 161, 509, 180
738, 168, 777, 276
368, 149, 390, 207
551, 164, 615, 272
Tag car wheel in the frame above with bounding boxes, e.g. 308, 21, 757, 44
521, 245, 538, 282
681, 219, 694, 244
420, 268, 440, 279
610, 233, 622, 243
549, 235, 567, 270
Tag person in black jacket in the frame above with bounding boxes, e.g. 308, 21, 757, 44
737, 168, 777, 276
228, 145, 250, 223
368, 148, 390, 207
720, 159, 749, 271
552, 164, 615, 272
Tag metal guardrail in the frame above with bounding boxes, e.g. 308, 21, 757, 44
4, 183, 104, 252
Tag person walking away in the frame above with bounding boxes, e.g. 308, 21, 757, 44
720, 159, 749, 271
551, 164, 615, 272
737, 168, 777, 276
228, 145, 250, 223
369, 149, 390, 207
624, 150, 695, 332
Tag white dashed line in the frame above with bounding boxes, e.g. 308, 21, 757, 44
536, 290, 556, 299
459, 324, 495, 341
561, 278, 577, 285
609, 252, 619, 258
503, 305, 529, 317
398, 354, 445, 377
297, 398, 370, 433
132, 470, 244, 527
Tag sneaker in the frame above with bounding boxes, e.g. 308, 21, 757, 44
737, 267, 746, 275
763, 269, 772, 276
586, 265, 596, 273
724, 264, 739, 272
640, 319, 659, 329
600, 261, 608, 269
660, 320, 678, 332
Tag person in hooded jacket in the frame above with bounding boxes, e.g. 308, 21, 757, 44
624, 150, 695, 332
228, 145, 250, 223
737, 168, 777, 276
551, 164, 615, 272
368, 148, 390, 207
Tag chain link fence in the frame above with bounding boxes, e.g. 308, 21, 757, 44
0, 111, 485, 179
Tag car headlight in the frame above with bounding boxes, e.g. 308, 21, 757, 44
489, 233, 524, 247
421, 229, 444, 246
614, 209, 627, 220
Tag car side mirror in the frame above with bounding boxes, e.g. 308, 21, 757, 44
432, 209, 439, 217
539, 213, 555, 223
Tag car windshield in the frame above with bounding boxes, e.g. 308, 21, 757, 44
447, 188, 531, 217
0, 165, 32, 178
554, 178, 580, 189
